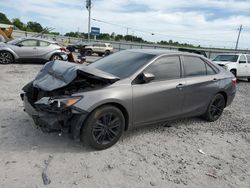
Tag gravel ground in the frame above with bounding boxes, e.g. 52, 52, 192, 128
0, 63, 249, 188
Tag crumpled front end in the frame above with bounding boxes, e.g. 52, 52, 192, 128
21, 60, 120, 140
20, 84, 88, 140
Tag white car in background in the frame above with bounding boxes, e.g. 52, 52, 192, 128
213, 54, 250, 81
83, 43, 113, 56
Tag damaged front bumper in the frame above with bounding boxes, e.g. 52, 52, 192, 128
21, 93, 88, 140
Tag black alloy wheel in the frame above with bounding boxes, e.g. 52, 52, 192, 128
203, 93, 225, 122
92, 113, 121, 145
81, 105, 125, 150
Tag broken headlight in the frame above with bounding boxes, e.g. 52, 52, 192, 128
35, 96, 82, 111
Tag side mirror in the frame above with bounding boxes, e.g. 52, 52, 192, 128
141, 72, 155, 83
16, 43, 23, 47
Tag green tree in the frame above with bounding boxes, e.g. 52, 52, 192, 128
12, 18, 26, 30
27, 21, 43, 32
0, 12, 11, 24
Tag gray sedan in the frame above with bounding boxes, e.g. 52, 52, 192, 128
0, 37, 68, 64
21, 49, 236, 149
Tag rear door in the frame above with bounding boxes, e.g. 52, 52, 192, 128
237, 55, 248, 76
14, 39, 38, 58
36, 40, 53, 58
181, 55, 219, 116
132, 55, 186, 126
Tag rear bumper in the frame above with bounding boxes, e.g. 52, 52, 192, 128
21, 93, 88, 140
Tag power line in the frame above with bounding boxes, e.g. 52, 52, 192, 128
91, 18, 238, 44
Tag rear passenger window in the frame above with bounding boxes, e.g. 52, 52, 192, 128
183, 56, 206, 77
39, 41, 50, 46
145, 56, 181, 81
206, 64, 216, 75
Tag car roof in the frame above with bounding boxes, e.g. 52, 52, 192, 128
126, 49, 203, 57
19, 37, 56, 44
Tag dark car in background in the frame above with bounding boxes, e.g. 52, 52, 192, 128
66, 41, 87, 52
21, 49, 236, 149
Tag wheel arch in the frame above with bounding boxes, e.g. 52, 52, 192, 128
50, 52, 62, 60
0, 50, 16, 61
217, 91, 228, 105
91, 102, 130, 131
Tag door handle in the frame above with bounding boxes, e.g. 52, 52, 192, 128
176, 83, 185, 90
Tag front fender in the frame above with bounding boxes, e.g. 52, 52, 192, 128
0, 47, 19, 59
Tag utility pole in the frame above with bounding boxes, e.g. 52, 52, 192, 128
86, 0, 92, 42
235, 24, 242, 50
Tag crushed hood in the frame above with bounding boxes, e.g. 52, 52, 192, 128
33, 60, 120, 91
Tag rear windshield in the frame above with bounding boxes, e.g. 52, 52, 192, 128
213, 55, 238, 62
89, 51, 156, 79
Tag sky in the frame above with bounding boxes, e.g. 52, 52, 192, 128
0, 0, 250, 49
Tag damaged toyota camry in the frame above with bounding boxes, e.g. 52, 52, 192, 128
21, 49, 236, 149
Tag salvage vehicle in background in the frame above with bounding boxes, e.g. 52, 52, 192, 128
82, 42, 113, 56
0, 37, 68, 64
21, 49, 236, 149
66, 41, 87, 52
213, 54, 250, 81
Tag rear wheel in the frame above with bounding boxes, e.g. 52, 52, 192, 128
81, 105, 125, 150
248, 78, 250, 82
0, 51, 14, 64
50, 54, 62, 61
202, 93, 225, 122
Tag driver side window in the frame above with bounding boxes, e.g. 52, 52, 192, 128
19, 40, 38, 47
145, 56, 181, 81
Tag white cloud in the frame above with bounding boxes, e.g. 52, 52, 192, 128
0, 0, 250, 49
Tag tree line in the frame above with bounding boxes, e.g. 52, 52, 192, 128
0, 12, 196, 47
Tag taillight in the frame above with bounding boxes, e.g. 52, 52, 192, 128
60, 47, 66, 52
232, 77, 237, 86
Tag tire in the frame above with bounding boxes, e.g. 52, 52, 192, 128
50, 54, 63, 61
85, 49, 93, 56
202, 93, 225, 122
0, 51, 14, 64
81, 105, 125, 150
104, 50, 110, 56
230, 70, 236, 77
248, 78, 250, 82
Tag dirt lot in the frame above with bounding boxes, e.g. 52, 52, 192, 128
0, 63, 249, 188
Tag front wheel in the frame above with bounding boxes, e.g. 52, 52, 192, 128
104, 50, 110, 56
230, 70, 236, 77
0, 51, 14, 64
202, 93, 225, 122
81, 105, 125, 150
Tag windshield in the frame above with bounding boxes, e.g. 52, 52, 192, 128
213, 55, 239, 62
7, 38, 22, 45
89, 51, 156, 79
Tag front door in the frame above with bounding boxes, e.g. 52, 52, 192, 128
132, 56, 185, 126
238, 55, 248, 76
13, 39, 38, 58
